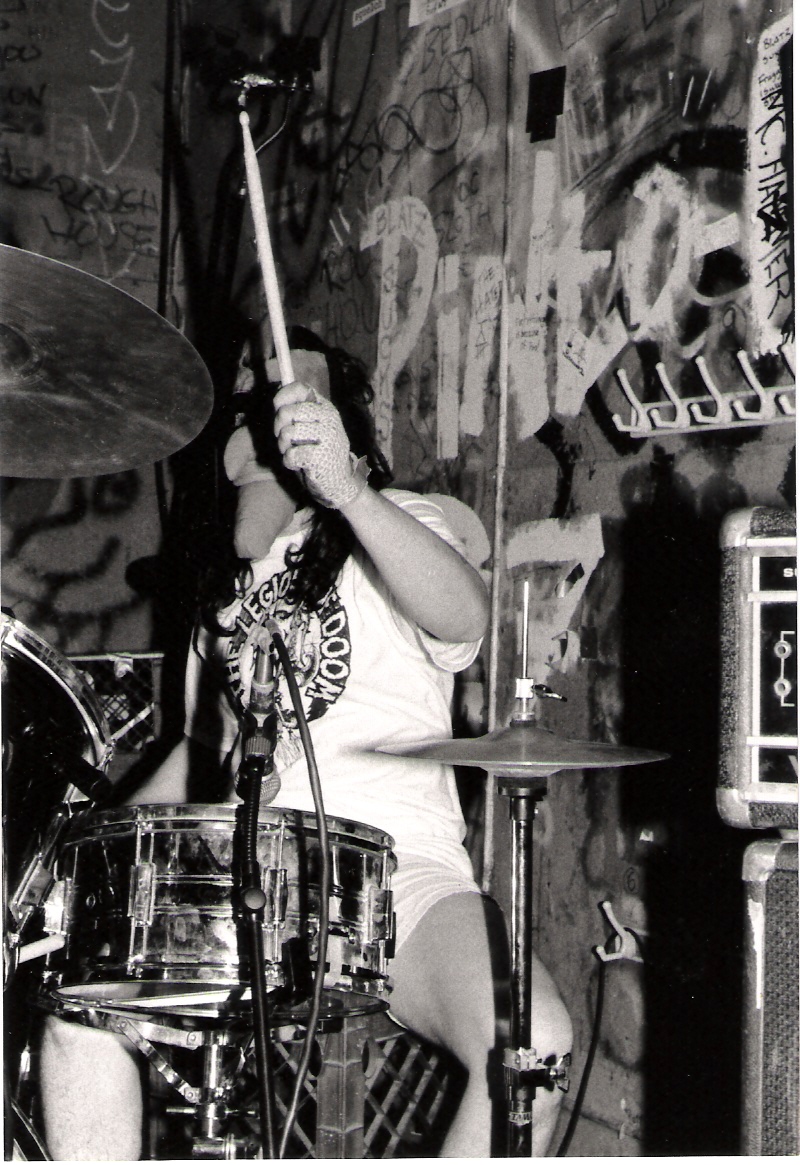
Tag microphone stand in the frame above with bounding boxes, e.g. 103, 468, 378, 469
236, 638, 280, 1159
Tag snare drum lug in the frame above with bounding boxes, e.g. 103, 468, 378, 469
42, 877, 71, 938
367, 886, 393, 943
128, 862, 156, 927
261, 866, 288, 926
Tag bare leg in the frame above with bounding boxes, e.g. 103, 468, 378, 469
388, 893, 572, 1158
388, 893, 498, 1158
528, 954, 574, 1155
39, 1016, 143, 1161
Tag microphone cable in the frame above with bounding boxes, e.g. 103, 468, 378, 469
556, 958, 607, 1156
268, 624, 331, 1160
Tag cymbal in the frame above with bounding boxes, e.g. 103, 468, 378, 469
0, 245, 214, 478
382, 720, 668, 773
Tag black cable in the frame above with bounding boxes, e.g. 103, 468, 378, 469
255, 95, 291, 157
556, 959, 607, 1157
269, 626, 330, 1160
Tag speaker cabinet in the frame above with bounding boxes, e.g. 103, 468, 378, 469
719, 507, 797, 830
741, 839, 799, 1155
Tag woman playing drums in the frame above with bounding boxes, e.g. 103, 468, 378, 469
39, 330, 572, 1159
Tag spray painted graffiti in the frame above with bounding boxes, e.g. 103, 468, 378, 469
509, 0, 794, 440
0, 472, 155, 652
0, 0, 163, 294
203, 0, 506, 468
361, 194, 439, 457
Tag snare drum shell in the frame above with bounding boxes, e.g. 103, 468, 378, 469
45, 804, 396, 1007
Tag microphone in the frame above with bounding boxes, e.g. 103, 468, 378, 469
43, 750, 114, 804
237, 637, 281, 804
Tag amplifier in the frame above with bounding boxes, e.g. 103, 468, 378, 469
719, 507, 798, 830
741, 839, 799, 1155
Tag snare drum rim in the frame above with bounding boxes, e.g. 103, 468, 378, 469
0, 612, 112, 769
67, 802, 397, 854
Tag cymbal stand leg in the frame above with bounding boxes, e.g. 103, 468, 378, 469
497, 776, 567, 1157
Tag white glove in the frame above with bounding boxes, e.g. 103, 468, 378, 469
275, 384, 369, 511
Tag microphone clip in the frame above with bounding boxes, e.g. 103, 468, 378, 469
236, 628, 280, 802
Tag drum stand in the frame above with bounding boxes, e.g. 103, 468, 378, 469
495, 767, 570, 1157
61, 1003, 265, 1159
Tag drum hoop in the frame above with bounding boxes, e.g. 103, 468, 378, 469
66, 802, 396, 851
1, 613, 112, 767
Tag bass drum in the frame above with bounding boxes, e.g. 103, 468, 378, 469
1, 612, 112, 910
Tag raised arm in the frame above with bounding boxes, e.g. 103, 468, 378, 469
339, 485, 488, 642
274, 380, 489, 643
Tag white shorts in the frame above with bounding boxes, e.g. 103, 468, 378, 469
390, 850, 482, 953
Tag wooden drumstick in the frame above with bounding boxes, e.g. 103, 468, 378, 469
239, 109, 295, 387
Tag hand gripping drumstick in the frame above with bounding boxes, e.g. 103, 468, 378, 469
239, 108, 295, 388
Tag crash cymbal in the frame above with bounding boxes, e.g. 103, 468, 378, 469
0, 245, 213, 478
382, 720, 668, 773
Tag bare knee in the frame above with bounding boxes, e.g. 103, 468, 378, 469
389, 893, 497, 1068
529, 956, 573, 1059
39, 1016, 143, 1160
41, 1013, 135, 1063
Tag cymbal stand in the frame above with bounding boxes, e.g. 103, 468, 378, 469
498, 583, 570, 1154
496, 768, 569, 1156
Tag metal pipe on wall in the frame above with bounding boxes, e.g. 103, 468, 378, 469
482, 0, 518, 895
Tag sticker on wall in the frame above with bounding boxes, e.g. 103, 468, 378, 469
509, 149, 556, 439
409, 0, 469, 28
744, 13, 793, 358
362, 196, 438, 463
526, 67, 566, 143
462, 256, 503, 438
437, 253, 461, 459
553, 187, 629, 420
353, 0, 386, 27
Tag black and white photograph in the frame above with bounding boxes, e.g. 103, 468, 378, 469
1, 0, 796, 1158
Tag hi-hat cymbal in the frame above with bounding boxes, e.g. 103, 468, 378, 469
0, 245, 214, 478
382, 720, 668, 773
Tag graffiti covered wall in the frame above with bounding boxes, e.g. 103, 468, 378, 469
1, 0, 171, 653
234, 0, 794, 1152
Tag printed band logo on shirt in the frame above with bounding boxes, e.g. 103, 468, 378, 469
226, 567, 352, 744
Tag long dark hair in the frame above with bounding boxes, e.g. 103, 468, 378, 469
199, 327, 392, 630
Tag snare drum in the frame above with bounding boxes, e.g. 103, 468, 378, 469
43, 804, 396, 1018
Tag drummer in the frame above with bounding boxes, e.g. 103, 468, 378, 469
39, 328, 572, 1159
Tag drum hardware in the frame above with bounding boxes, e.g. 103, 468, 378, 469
39, 804, 395, 1008
37, 993, 264, 1158
493, 728, 665, 1155
33, 800, 394, 1157
237, 639, 281, 1160
3, 613, 115, 978
0, 244, 214, 478
1, 604, 391, 1161
2, 615, 117, 1161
